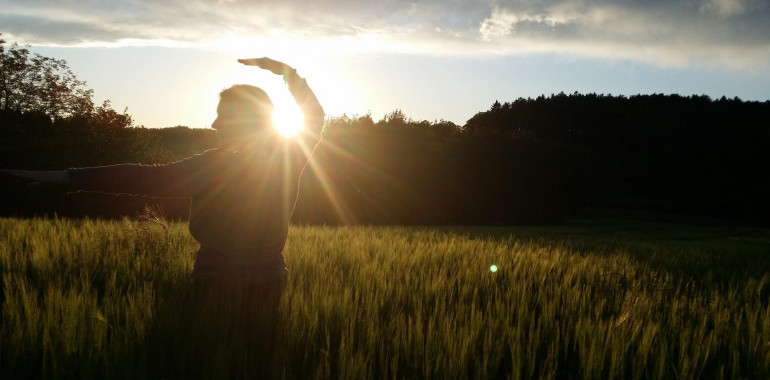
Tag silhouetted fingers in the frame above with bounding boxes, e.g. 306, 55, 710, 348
0, 170, 21, 180
238, 57, 292, 76
237, 58, 261, 66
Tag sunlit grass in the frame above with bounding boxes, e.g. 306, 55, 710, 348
1, 216, 768, 379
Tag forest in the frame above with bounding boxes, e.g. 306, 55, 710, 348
1, 37, 768, 225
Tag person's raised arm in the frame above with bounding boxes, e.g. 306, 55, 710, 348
237, 58, 325, 149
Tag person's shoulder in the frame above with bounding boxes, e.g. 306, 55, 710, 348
163, 148, 225, 168
198, 148, 243, 168
197, 148, 234, 160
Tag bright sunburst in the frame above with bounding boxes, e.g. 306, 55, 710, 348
211, 37, 360, 137
215, 63, 307, 138
272, 103, 304, 138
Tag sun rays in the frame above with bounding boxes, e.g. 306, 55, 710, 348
272, 102, 304, 138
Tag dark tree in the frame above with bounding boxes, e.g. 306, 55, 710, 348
0, 34, 94, 120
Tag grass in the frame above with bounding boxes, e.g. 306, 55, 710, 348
1, 215, 769, 379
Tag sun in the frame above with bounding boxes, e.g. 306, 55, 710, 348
211, 45, 359, 137
272, 102, 304, 138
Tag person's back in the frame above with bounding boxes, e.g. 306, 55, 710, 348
187, 139, 309, 281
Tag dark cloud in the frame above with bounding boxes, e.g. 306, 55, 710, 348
1, 0, 768, 68
0, 14, 124, 45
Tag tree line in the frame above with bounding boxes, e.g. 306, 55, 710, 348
1, 36, 768, 224
464, 93, 769, 221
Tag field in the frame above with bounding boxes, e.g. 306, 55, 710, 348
1, 214, 769, 379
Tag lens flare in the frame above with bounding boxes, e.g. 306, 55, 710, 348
490, 265, 498, 272
273, 105, 304, 137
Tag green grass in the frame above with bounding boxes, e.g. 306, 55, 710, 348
1, 215, 769, 379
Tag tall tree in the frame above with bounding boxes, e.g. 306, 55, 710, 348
0, 34, 94, 120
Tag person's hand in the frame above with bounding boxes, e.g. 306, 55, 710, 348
238, 57, 295, 77
0, 170, 68, 185
1, 169, 19, 179
0, 170, 40, 189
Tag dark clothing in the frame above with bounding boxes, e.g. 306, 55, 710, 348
69, 144, 297, 281
68, 75, 324, 282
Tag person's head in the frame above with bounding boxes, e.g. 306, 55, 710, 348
212, 84, 276, 149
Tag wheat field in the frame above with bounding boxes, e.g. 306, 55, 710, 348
1, 215, 768, 379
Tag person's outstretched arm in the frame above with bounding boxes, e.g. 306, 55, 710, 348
3, 154, 208, 197
1, 170, 68, 185
237, 57, 325, 149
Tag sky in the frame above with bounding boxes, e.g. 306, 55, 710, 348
2, 0, 768, 129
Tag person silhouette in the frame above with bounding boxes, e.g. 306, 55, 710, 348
1, 58, 324, 358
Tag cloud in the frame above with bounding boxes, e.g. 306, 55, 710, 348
700, 0, 749, 17
1, 0, 768, 69
479, 7, 518, 41
470, 0, 770, 68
